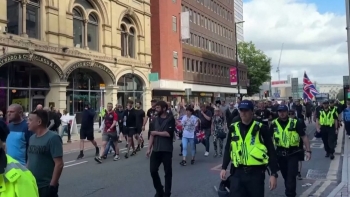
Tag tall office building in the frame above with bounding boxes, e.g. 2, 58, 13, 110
234, 0, 244, 42
150, 0, 248, 104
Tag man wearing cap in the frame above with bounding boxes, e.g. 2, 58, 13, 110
271, 105, 311, 197
316, 100, 338, 159
220, 100, 278, 197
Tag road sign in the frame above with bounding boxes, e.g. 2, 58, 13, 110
99, 84, 105, 90
274, 92, 280, 98
149, 73, 159, 82
185, 88, 192, 95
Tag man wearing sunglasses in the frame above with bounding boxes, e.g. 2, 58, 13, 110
270, 105, 311, 197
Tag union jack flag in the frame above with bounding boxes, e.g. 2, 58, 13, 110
303, 72, 318, 102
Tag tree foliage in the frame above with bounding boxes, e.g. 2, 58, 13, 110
238, 41, 272, 96
337, 89, 344, 100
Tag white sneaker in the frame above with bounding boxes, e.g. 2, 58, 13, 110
113, 155, 120, 161
204, 152, 209, 156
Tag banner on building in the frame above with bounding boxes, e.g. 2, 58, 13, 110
181, 12, 190, 40
230, 67, 237, 85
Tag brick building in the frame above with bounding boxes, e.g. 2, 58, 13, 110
150, 0, 247, 105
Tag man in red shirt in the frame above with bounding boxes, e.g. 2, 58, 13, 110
95, 103, 120, 163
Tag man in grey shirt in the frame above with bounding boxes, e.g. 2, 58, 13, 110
146, 101, 175, 197
27, 109, 64, 197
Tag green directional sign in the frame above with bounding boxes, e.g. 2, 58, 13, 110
149, 73, 159, 82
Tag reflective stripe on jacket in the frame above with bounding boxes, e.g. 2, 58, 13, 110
230, 121, 269, 167
273, 118, 299, 148
0, 155, 38, 197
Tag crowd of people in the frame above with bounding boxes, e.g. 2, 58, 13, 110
0, 96, 347, 197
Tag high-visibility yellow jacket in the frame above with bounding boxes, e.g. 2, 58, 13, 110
0, 155, 38, 197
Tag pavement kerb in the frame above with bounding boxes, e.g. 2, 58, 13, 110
327, 126, 347, 197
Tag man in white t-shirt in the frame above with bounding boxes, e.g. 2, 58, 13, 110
60, 109, 72, 143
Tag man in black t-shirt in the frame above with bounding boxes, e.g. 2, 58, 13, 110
143, 99, 157, 140
255, 101, 271, 126
123, 100, 137, 158
135, 101, 146, 151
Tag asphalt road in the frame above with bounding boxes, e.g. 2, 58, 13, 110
58, 123, 342, 197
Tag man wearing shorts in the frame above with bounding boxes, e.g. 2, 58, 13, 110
123, 100, 137, 158
135, 101, 146, 151
77, 103, 99, 159
95, 103, 120, 163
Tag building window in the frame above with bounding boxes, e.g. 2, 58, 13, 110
7, 0, 40, 39
193, 12, 196, 24
73, 1, 100, 51
187, 58, 190, 71
173, 52, 178, 67
197, 14, 200, 25
120, 17, 137, 58
172, 16, 177, 32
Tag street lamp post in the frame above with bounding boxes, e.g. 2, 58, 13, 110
235, 21, 245, 98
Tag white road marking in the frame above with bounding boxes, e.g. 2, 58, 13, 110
300, 180, 322, 197
313, 180, 332, 196
64, 160, 76, 164
309, 127, 344, 195
64, 161, 88, 168
210, 164, 222, 171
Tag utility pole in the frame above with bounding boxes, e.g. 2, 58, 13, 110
346, 0, 350, 85
235, 21, 245, 98
276, 43, 284, 81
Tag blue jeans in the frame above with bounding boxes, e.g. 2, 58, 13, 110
103, 140, 116, 156
182, 137, 196, 157
201, 128, 211, 152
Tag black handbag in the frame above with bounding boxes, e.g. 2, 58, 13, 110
217, 130, 227, 139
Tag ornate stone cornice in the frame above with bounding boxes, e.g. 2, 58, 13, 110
0, 35, 149, 68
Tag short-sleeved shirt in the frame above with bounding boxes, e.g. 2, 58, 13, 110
135, 109, 146, 128
104, 111, 118, 132
27, 131, 63, 188
197, 110, 213, 129
124, 108, 137, 128
6, 120, 32, 165
147, 108, 157, 130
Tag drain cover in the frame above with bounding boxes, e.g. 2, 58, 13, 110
306, 169, 327, 180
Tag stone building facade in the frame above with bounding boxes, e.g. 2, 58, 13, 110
0, 0, 152, 121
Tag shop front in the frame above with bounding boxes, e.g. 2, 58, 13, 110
0, 53, 64, 114
152, 90, 214, 106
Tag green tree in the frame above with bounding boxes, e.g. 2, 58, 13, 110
238, 41, 272, 96
337, 89, 344, 100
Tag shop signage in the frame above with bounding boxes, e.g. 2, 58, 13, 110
65, 61, 116, 84
199, 92, 213, 97
0, 53, 64, 79
230, 67, 237, 85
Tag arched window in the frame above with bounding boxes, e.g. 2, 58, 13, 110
120, 17, 136, 58
6, 0, 40, 39
73, 0, 99, 51
121, 25, 127, 57
128, 28, 135, 58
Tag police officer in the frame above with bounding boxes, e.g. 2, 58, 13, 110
220, 100, 278, 197
316, 100, 338, 159
271, 105, 311, 197
0, 125, 38, 196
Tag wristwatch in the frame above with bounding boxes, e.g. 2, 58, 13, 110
271, 173, 278, 178
306, 151, 312, 154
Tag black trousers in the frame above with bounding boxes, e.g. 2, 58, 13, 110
150, 151, 172, 196
277, 154, 299, 197
38, 185, 59, 197
229, 167, 265, 197
321, 126, 336, 154
345, 122, 350, 135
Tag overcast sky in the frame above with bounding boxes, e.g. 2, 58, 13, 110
243, 0, 347, 84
